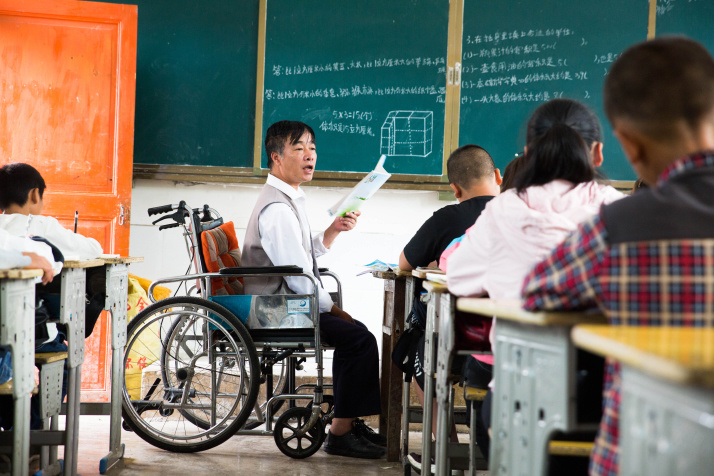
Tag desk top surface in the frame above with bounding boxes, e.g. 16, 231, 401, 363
423, 280, 449, 294
101, 256, 144, 264
371, 269, 410, 279
457, 298, 606, 326
572, 325, 714, 387
64, 256, 143, 268
64, 259, 105, 268
0, 268, 43, 279
412, 267, 444, 279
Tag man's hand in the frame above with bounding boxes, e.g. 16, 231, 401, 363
22, 252, 54, 284
323, 211, 361, 248
330, 305, 355, 324
332, 210, 360, 232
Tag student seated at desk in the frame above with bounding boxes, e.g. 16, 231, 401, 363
0, 229, 55, 388
398, 144, 501, 469
0, 228, 58, 433
0, 163, 105, 338
522, 37, 714, 476
446, 98, 624, 461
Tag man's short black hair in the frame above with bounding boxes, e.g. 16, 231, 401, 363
604, 36, 714, 138
264, 121, 316, 169
0, 163, 46, 210
446, 144, 495, 189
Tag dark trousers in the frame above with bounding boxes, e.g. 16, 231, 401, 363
319, 313, 382, 419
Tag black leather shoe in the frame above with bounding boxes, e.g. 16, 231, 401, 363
323, 429, 386, 459
352, 418, 387, 447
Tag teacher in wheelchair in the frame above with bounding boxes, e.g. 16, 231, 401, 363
242, 120, 386, 459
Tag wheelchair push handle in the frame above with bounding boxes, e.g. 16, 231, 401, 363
147, 204, 174, 216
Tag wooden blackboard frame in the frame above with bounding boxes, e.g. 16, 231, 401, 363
134, 0, 674, 191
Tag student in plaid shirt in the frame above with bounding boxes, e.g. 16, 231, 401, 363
521, 37, 714, 476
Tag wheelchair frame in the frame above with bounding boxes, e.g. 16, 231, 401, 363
122, 201, 340, 458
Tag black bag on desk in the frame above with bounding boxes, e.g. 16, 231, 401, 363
391, 295, 427, 379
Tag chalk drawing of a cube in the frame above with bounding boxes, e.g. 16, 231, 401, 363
380, 111, 433, 157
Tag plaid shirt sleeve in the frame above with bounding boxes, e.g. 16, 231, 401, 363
521, 213, 609, 311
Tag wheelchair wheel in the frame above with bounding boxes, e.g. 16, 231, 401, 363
273, 407, 325, 459
122, 296, 260, 453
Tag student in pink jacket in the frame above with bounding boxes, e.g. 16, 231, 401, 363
446, 98, 624, 462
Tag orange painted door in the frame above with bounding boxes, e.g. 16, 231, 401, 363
0, 0, 137, 402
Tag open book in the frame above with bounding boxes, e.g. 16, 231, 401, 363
328, 155, 391, 217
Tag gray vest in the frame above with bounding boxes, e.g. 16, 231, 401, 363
241, 183, 321, 296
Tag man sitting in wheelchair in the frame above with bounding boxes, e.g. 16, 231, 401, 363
242, 120, 385, 459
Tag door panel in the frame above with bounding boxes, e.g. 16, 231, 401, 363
0, 0, 137, 401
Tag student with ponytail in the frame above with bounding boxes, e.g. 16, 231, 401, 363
445, 98, 624, 461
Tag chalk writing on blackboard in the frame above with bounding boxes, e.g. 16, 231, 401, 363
319, 122, 375, 137
381, 111, 434, 157
265, 85, 446, 102
657, 0, 700, 16
461, 24, 619, 105
271, 56, 446, 76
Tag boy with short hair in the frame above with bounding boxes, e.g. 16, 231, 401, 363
398, 144, 501, 271
0, 163, 102, 259
521, 36, 714, 476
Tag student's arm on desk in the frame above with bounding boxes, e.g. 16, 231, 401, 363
521, 214, 607, 311
23, 252, 54, 284
323, 211, 360, 249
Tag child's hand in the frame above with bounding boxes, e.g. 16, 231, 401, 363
22, 252, 54, 284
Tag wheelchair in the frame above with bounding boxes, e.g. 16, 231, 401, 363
121, 201, 341, 458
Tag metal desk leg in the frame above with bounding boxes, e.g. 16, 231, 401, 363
100, 263, 128, 474
435, 294, 455, 476
1, 279, 35, 476
60, 267, 87, 476
400, 276, 417, 465
421, 292, 439, 476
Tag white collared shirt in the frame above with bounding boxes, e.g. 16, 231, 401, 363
258, 174, 333, 313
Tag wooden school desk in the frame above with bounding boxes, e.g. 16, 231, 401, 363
62, 258, 105, 476
400, 268, 438, 466
572, 326, 714, 476
0, 268, 42, 476
419, 279, 449, 476
430, 279, 488, 476
99, 256, 142, 474
371, 268, 410, 462
455, 299, 606, 476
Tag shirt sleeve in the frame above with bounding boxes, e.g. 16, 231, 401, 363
39, 216, 103, 259
312, 232, 328, 258
402, 211, 445, 268
521, 213, 608, 311
445, 212, 493, 297
0, 249, 31, 269
259, 203, 334, 313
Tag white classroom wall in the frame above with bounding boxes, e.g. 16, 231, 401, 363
128, 179, 451, 374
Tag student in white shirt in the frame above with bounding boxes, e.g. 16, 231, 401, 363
0, 163, 102, 260
242, 121, 384, 459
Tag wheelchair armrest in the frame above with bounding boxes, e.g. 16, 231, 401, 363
219, 266, 302, 275
318, 267, 329, 273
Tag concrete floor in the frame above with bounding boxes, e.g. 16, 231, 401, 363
73, 416, 424, 476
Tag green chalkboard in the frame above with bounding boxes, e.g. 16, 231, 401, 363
458, 0, 650, 181
261, 0, 449, 175
103, 0, 259, 168
656, 0, 714, 53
